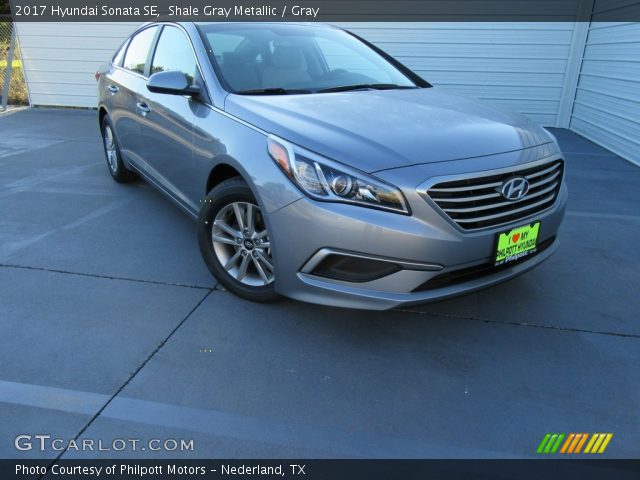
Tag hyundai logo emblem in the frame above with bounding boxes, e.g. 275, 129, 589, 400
243, 239, 255, 250
501, 177, 529, 201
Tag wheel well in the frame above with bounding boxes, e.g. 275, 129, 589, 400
99, 107, 107, 126
206, 164, 242, 194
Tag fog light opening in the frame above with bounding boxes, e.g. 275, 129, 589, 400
310, 254, 401, 283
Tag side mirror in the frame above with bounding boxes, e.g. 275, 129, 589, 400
147, 70, 199, 96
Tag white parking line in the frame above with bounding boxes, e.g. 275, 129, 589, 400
566, 211, 640, 222
0, 197, 132, 261
0, 380, 509, 458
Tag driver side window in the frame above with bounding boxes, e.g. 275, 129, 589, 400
150, 26, 198, 86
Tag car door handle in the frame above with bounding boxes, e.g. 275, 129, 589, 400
136, 102, 151, 116
107, 85, 119, 94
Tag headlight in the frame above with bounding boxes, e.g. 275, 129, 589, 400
267, 136, 409, 214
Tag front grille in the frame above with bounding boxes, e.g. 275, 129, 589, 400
424, 159, 564, 230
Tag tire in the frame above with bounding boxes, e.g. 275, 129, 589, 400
100, 115, 137, 183
198, 177, 279, 302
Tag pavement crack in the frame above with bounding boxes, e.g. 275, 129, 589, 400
0, 263, 216, 290
395, 308, 640, 339
39, 289, 213, 478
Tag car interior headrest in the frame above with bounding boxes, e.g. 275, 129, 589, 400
271, 45, 306, 70
222, 51, 244, 66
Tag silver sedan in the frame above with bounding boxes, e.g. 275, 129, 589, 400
97, 22, 567, 310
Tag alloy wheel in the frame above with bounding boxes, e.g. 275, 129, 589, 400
211, 201, 274, 286
103, 125, 118, 172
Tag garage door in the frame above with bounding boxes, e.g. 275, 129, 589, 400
570, 6, 640, 165
16, 21, 582, 127
338, 22, 578, 127
15, 22, 139, 108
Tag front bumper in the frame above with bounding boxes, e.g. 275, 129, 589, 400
267, 151, 568, 310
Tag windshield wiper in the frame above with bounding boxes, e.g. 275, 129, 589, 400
235, 88, 311, 95
316, 84, 419, 93
236, 84, 418, 95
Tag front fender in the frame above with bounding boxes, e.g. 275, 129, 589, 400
193, 104, 303, 214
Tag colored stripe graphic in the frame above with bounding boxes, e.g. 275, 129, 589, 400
598, 433, 613, 453
575, 433, 589, 453
568, 433, 581, 453
584, 434, 598, 453
545, 434, 558, 453
584, 433, 613, 454
537, 434, 551, 453
550, 434, 565, 453
537, 433, 564, 454
560, 433, 575, 453
540, 433, 613, 454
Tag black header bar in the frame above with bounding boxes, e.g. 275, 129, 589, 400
4, 0, 640, 22
3, 459, 640, 480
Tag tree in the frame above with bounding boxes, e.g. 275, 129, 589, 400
0, 0, 10, 15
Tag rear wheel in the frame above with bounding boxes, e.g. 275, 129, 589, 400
198, 177, 279, 302
100, 116, 137, 183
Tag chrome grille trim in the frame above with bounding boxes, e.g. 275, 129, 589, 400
528, 170, 561, 189
431, 191, 502, 203
442, 182, 559, 214
454, 194, 557, 224
428, 181, 502, 193
525, 163, 560, 179
418, 158, 564, 230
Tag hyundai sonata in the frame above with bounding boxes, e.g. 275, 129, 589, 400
97, 22, 567, 310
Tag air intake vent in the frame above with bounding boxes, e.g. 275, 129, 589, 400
311, 254, 401, 283
424, 160, 564, 230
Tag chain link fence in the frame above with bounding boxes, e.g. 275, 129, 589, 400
1, 15, 29, 107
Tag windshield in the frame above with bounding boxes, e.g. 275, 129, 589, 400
196, 23, 423, 94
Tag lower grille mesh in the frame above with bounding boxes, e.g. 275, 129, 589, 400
413, 236, 556, 292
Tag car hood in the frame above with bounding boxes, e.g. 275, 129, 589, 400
224, 87, 554, 173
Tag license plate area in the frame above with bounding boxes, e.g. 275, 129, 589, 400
495, 222, 540, 266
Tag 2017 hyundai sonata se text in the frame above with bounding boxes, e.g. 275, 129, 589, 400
97, 22, 567, 310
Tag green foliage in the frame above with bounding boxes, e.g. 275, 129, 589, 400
2, 65, 28, 103
0, 18, 28, 104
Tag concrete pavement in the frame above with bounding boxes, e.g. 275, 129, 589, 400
0, 108, 638, 460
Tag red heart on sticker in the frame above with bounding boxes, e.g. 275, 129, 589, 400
512, 233, 520, 243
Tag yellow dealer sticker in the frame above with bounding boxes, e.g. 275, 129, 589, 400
495, 222, 540, 266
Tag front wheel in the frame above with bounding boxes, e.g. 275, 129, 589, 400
198, 177, 279, 302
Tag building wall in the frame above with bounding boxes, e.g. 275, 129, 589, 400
13, 16, 640, 164
16, 21, 580, 127
338, 22, 578, 127
15, 22, 138, 108
570, 8, 640, 165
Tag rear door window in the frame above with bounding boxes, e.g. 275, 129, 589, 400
112, 39, 129, 66
123, 26, 158, 76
